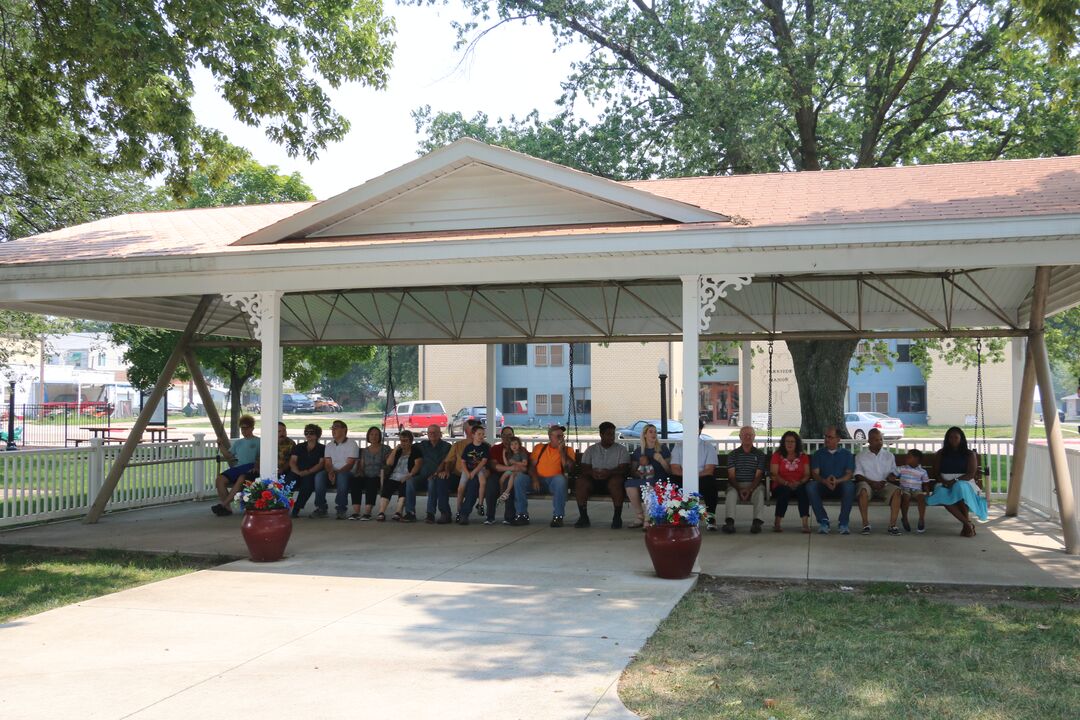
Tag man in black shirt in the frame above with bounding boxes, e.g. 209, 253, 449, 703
289, 424, 326, 518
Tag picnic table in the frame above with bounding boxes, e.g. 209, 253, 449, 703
76, 426, 177, 445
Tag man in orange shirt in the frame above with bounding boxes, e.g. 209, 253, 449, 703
513, 424, 576, 527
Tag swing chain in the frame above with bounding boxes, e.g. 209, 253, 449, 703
767, 340, 775, 451
383, 346, 396, 430
566, 343, 579, 443
974, 339, 987, 477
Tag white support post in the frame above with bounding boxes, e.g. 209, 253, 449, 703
192, 432, 206, 498
740, 341, 753, 428
681, 274, 754, 493
88, 438, 105, 504
680, 276, 701, 494
1029, 267, 1078, 555
260, 292, 283, 479
486, 345, 497, 433
223, 290, 283, 480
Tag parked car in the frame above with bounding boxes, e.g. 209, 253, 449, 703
41, 397, 113, 416
616, 419, 684, 440
448, 406, 504, 437
383, 400, 448, 437
311, 395, 342, 413
844, 411, 904, 440
282, 393, 315, 413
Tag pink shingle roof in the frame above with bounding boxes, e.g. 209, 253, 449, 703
0, 155, 1076, 266
624, 155, 1080, 227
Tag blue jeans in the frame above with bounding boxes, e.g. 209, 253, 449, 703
426, 474, 452, 516
805, 479, 855, 526
405, 475, 429, 515
459, 471, 497, 521
290, 471, 322, 515
514, 474, 568, 518
315, 470, 354, 513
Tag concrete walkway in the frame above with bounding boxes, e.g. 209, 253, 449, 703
1, 501, 1077, 720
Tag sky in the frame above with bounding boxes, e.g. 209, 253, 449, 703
190, 5, 588, 200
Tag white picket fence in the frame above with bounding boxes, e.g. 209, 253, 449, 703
0, 433, 219, 527
1020, 444, 1080, 518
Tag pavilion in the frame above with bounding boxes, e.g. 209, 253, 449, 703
1, 139, 1077, 553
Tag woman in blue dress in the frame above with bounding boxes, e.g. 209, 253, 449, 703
928, 426, 988, 537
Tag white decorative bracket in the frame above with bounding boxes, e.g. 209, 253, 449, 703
699, 275, 753, 332
222, 292, 269, 340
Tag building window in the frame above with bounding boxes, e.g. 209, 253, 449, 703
857, 392, 889, 413
535, 394, 549, 415
897, 385, 927, 413
571, 343, 591, 365
550, 393, 564, 416
549, 344, 564, 367
534, 346, 548, 367
97, 352, 107, 367
574, 387, 591, 414
502, 344, 527, 366
896, 342, 912, 363
502, 387, 527, 414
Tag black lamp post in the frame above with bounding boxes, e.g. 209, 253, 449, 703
6, 380, 16, 451
658, 359, 669, 440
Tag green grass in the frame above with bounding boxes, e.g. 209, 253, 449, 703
0, 545, 225, 622
620, 580, 1080, 720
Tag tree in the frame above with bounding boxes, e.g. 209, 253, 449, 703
414, 0, 1078, 436
0, 0, 395, 198
322, 346, 419, 410
109, 324, 373, 435
185, 157, 316, 208
1046, 307, 1080, 386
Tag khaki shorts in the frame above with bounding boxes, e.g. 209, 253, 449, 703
856, 480, 900, 502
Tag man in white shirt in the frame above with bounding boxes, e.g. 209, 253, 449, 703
314, 420, 359, 520
854, 428, 901, 535
671, 419, 719, 526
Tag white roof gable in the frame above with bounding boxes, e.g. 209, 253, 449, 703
235, 138, 728, 245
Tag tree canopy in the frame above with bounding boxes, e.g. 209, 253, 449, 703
415, 0, 1078, 436
0, 0, 395, 197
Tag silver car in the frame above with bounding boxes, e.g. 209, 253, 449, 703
844, 412, 904, 441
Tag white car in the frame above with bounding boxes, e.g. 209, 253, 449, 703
844, 412, 904, 441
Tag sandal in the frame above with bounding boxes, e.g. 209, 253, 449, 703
961, 522, 975, 537
626, 521, 644, 529
773, 524, 783, 533
801, 526, 811, 534
391, 513, 402, 522
375, 512, 386, 522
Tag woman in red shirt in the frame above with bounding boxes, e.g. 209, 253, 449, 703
769, 430, 811, 533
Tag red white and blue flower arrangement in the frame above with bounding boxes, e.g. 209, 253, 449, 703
238, 476, 295, 511
642, 481, 707, 527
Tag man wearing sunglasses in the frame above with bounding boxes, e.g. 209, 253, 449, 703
515, 424, 575, 527
288, 424, 326, 517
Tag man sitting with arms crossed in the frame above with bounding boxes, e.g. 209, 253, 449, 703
577, 421, 630, 529
211, 414, 259, 516
854, 427, 902, 535
515, 424, 575, 527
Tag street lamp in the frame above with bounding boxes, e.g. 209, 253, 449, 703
658, 358, 669, 440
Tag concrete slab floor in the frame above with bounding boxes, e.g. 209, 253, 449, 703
0, 499, 1077, 720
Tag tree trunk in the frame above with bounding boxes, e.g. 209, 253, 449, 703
788, 339, 860, 439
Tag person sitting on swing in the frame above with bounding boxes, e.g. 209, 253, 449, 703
853, 428, 902, 536
514, 424, 575, 527
576, 421, 631, 529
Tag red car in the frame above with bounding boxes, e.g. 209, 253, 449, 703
383, 400, 447, 437
41, 400, 113, 417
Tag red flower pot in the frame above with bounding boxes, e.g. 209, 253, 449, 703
644, 524, 702, 579
240, 508, 293, 562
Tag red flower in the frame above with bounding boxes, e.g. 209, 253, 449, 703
261, 490, 273, 499
255, 499, 267, 509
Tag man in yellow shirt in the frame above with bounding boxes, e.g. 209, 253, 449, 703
513, 425, 576, 527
